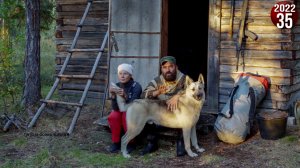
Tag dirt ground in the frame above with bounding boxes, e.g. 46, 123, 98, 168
1, 105, 300, 168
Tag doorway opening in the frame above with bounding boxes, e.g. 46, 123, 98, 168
167, 1, 209, 82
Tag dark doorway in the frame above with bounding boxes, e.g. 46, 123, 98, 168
168, 1, 208, 82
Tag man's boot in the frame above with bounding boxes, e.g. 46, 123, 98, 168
127, 141, 136, 154
140, 134, 158, 155
176, 134, 186, 156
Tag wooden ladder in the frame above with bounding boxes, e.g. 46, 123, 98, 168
28, 0, 109, 134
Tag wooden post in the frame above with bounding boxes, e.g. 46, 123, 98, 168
207, 0, 221, 113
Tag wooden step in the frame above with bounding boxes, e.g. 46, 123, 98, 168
98, 23, 109, 26
77, 23, 108, 27
93, 0, 109, 4
68, 48, 108, 52
40, 99, 83, 107
57, 74, 93, 79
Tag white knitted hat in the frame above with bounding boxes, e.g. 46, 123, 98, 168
117, 63, 133, 75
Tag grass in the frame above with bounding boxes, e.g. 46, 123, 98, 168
280, 135, 299, 143
1, 134, 129, 168
200, 154, 225, 165
1, 149, 51, 168
10, 137, 27, 148
64, 148, 128, 167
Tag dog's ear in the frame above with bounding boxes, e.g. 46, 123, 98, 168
198, 74, 204, 84
185, 76, 194, 86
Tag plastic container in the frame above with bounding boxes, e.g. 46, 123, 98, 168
256, 111, 288, 140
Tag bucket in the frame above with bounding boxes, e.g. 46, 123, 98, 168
256, 111, 288, 140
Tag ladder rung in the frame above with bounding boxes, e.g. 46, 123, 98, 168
77, 23, 108, 27
57, 74, 93, 79
68, 48, 108, 52
41, 99, 83, 107
99, 23, 109, 26
93, 1, 108, 4
77, 24, 83, 28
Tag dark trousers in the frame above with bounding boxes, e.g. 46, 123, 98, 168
144, 123, 183, 144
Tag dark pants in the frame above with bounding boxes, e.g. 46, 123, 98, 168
144, 123, 183, 144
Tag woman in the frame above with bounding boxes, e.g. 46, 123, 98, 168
107, 63, 142, 153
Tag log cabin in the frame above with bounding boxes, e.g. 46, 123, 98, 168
55, 0, 300, 116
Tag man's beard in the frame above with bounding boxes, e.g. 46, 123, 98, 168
163, 71, 177, 81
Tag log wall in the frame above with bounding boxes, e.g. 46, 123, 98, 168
54, 0, 300, 112
55, 0, 109, 102
219, 0, 300, 113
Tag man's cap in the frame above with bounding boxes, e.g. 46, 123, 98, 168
160, 56, 176, 65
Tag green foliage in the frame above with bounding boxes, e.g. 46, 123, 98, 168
41, 28, 56, 86
40, 0, 56, 31
0, 0, 56, 31
0, 0, 56, 114
0, 0, 25, 34
0, 30, 21, 113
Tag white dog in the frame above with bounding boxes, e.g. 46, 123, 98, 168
117, 74, 206, 158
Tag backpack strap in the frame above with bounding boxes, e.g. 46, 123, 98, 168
218, 85, 239, 119
229, 85, 240, 118
248, 87, 256, 128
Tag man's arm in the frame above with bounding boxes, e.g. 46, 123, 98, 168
141, 79, 158, 99
166, 75, 190, 111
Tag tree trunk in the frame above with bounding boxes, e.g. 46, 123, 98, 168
23, 0, 41, 116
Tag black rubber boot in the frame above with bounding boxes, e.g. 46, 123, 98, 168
140, 134, 158, 155
140, 124, 159, 155
176, 132, 186, 157
127, 142, 136, 154
108, 142, 120, 153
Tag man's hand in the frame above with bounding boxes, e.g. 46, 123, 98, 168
153, 85, 167, 97
167, 94, 180, 111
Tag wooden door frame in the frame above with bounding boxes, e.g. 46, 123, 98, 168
161, 0, 220, 113
207, 0, 221, 113
161, 0, 168, 57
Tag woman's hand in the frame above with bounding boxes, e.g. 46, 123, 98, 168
116, 88, 125, 97
109, 87, 117, 98
109, 87, 126, 99
109, 87, 117, 94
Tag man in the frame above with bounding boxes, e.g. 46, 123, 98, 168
141, 56, 192, 156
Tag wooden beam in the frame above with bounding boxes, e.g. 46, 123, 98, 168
220, 65, 291, 77
207, 0, 221, 112
220, 49, 293, 60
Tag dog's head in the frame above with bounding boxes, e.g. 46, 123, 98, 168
185, 74, 205, 101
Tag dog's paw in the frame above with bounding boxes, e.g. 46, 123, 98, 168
122, 152, 131, 158
196, 147, 205, 153
187, 152, 198, 157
